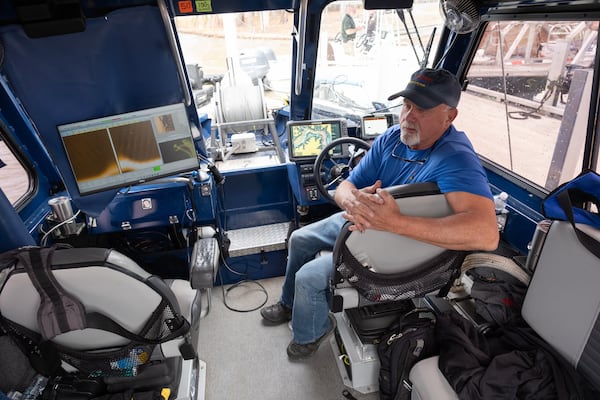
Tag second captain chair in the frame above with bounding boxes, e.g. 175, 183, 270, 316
0, 245, 203, 399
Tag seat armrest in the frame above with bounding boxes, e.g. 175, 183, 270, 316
190, 238, 220, 289
385, 182, 440, 198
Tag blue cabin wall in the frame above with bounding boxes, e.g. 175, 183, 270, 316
0, 189, 35, 252
0, 5, 204, 217
220, 166, 294, 230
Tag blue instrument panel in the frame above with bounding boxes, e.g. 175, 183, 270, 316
88, 180, 215, 234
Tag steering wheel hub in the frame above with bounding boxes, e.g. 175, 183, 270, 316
312, 137, 371, 204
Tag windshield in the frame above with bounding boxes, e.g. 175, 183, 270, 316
175, 11, 293, 120
314, 1, 444, 127
174, 2, 444, 134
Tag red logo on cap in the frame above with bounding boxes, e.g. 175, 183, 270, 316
410, 74, 434, 88
415, 74, 433, 83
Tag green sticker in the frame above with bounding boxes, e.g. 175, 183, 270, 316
195, 0, 212, 12
154, 166, 161, 171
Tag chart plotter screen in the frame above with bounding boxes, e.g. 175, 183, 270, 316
287, 118, 347, 162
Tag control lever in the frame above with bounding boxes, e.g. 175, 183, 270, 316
207, 163, 225, 186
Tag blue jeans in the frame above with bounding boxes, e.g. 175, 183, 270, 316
279, 212, 346, 344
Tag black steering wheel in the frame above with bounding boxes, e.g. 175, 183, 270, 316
313, 137, 371, 204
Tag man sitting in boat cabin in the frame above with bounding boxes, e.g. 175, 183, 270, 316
261, 68, 500, 360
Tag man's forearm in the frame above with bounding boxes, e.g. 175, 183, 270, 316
386, 212, 499, 251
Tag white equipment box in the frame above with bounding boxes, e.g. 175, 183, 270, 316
231, 132, 258, 154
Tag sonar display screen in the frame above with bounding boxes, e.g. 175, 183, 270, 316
58, 103, 199, 195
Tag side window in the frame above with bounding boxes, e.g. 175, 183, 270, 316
458, 20, 598, 191
0, 135, 32, 205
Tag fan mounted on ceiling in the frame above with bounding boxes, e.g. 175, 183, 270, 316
439, 0, 481, 34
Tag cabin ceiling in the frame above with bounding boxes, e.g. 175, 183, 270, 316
0, 0, 297, 25
1, 0, 600, 26
481, 0, 600, 14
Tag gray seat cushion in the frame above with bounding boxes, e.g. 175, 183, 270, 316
522, 220, 600, 387
409, 356, 458, 400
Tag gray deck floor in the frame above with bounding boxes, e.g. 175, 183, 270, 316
197, 276, 380, 400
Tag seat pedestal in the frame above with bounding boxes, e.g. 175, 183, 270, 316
329, 311, 380, 394
330, 300, 419, 394
177, 358, 207, 400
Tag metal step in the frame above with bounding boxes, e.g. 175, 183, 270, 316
227, 221, 291, 257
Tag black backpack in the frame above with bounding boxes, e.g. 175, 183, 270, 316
377, 308, 438, 400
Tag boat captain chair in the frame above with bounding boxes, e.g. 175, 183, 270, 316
331, 182, 466, 310
0, 246, 204, 398
329, 182, 467, 393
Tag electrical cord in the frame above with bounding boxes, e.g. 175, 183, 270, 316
205, 160, 268, 313
507, 81, 555, 120
217, 254, 269, 313
434, 32, 458, 69
196, 152, 268, 313
40, 210, 81, 246
120, 231, 174, 253
197, 153, 225, 186
365, 102, 403, 114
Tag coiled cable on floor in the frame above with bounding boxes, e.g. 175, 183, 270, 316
217, 253, 269, 313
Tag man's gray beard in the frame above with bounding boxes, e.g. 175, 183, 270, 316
400, 129, 420, 147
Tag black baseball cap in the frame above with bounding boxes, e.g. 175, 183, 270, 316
387, 68, 462, 109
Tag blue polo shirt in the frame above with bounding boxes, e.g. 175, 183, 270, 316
348, 125, 492, 199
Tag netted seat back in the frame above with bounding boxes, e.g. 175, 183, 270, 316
332, 183, 466, 304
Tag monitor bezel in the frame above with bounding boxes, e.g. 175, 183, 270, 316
360, 113, 396, 139
286, 118, 348, 162
57, 103, 199, 195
